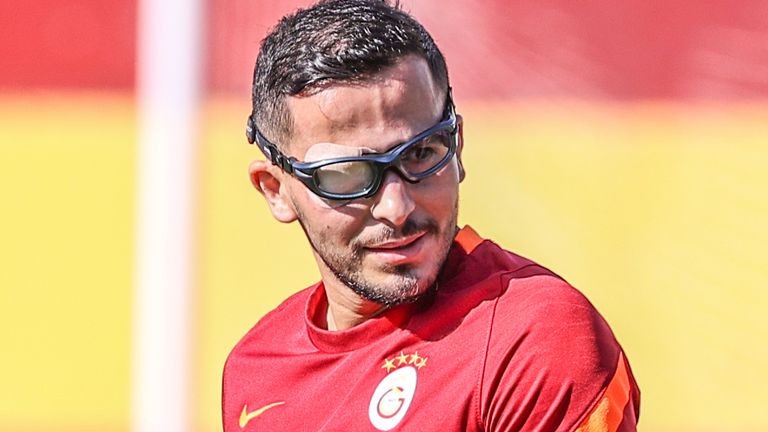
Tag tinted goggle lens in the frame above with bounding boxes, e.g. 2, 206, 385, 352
310, 128, 454, 196
313, 161, 375, 195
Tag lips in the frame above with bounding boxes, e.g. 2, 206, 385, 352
366, 232, 425, 250
363, 232, 428, 264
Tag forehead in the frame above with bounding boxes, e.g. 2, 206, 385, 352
284, 56, 444, 159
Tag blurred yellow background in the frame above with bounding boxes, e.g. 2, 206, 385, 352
1, 92, 766, 431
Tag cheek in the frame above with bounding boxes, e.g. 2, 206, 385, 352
291, 184, 370, 238
414, 166, 460, 210
306, 190, 352, 210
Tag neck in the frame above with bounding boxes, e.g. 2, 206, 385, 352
323, 284, 388, 331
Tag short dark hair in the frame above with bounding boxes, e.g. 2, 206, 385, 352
249, 0, 450, 147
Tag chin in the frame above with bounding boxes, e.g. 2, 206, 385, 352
368, 265, 439, 305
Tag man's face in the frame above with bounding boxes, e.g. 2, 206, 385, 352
272, 56, 463, 306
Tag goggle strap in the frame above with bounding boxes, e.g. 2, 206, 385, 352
265, 144, 295, 174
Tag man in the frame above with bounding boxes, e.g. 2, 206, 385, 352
223, 1, 640, 431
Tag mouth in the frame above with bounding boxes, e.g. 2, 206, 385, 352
366, 232, 426, 250
363, 232, 428, 264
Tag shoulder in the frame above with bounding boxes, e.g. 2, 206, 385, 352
494, 274, 620, 372
221, 285, 318, 429
224, 285, 315, 364
458, 235, 615, 362
475, 252, 639, 430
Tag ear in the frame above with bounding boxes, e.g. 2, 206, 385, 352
249, 160, 298, 223
455, 115, 466, 182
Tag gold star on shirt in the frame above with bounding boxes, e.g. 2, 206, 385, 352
382, 357, 396, 372
409, 352, 421, 365
415, 356, 428, 369
396, 351, 410, 365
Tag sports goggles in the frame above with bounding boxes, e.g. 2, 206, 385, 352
246, 99, 459, 200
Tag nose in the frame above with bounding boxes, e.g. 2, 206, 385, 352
370, 171, 416, 227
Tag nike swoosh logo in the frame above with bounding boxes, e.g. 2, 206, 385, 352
239, 401, 285, 428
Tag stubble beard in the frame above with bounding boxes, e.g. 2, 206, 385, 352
296, 203, 458, 308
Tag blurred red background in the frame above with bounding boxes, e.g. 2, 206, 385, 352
4, 0, 767, 99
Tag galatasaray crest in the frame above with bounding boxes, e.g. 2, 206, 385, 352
368, 351, 428, 431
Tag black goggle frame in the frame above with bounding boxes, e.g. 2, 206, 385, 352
247, 95, 458, 200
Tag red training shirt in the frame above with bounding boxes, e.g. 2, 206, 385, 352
223, 226, 640, 431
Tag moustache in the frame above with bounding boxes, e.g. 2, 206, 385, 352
353, 218, 438, 249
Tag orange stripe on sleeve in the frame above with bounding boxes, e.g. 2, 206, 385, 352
574, 352, 632, 432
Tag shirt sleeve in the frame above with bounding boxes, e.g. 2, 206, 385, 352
574, 352, 639, 432
479, 275, 640, 432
